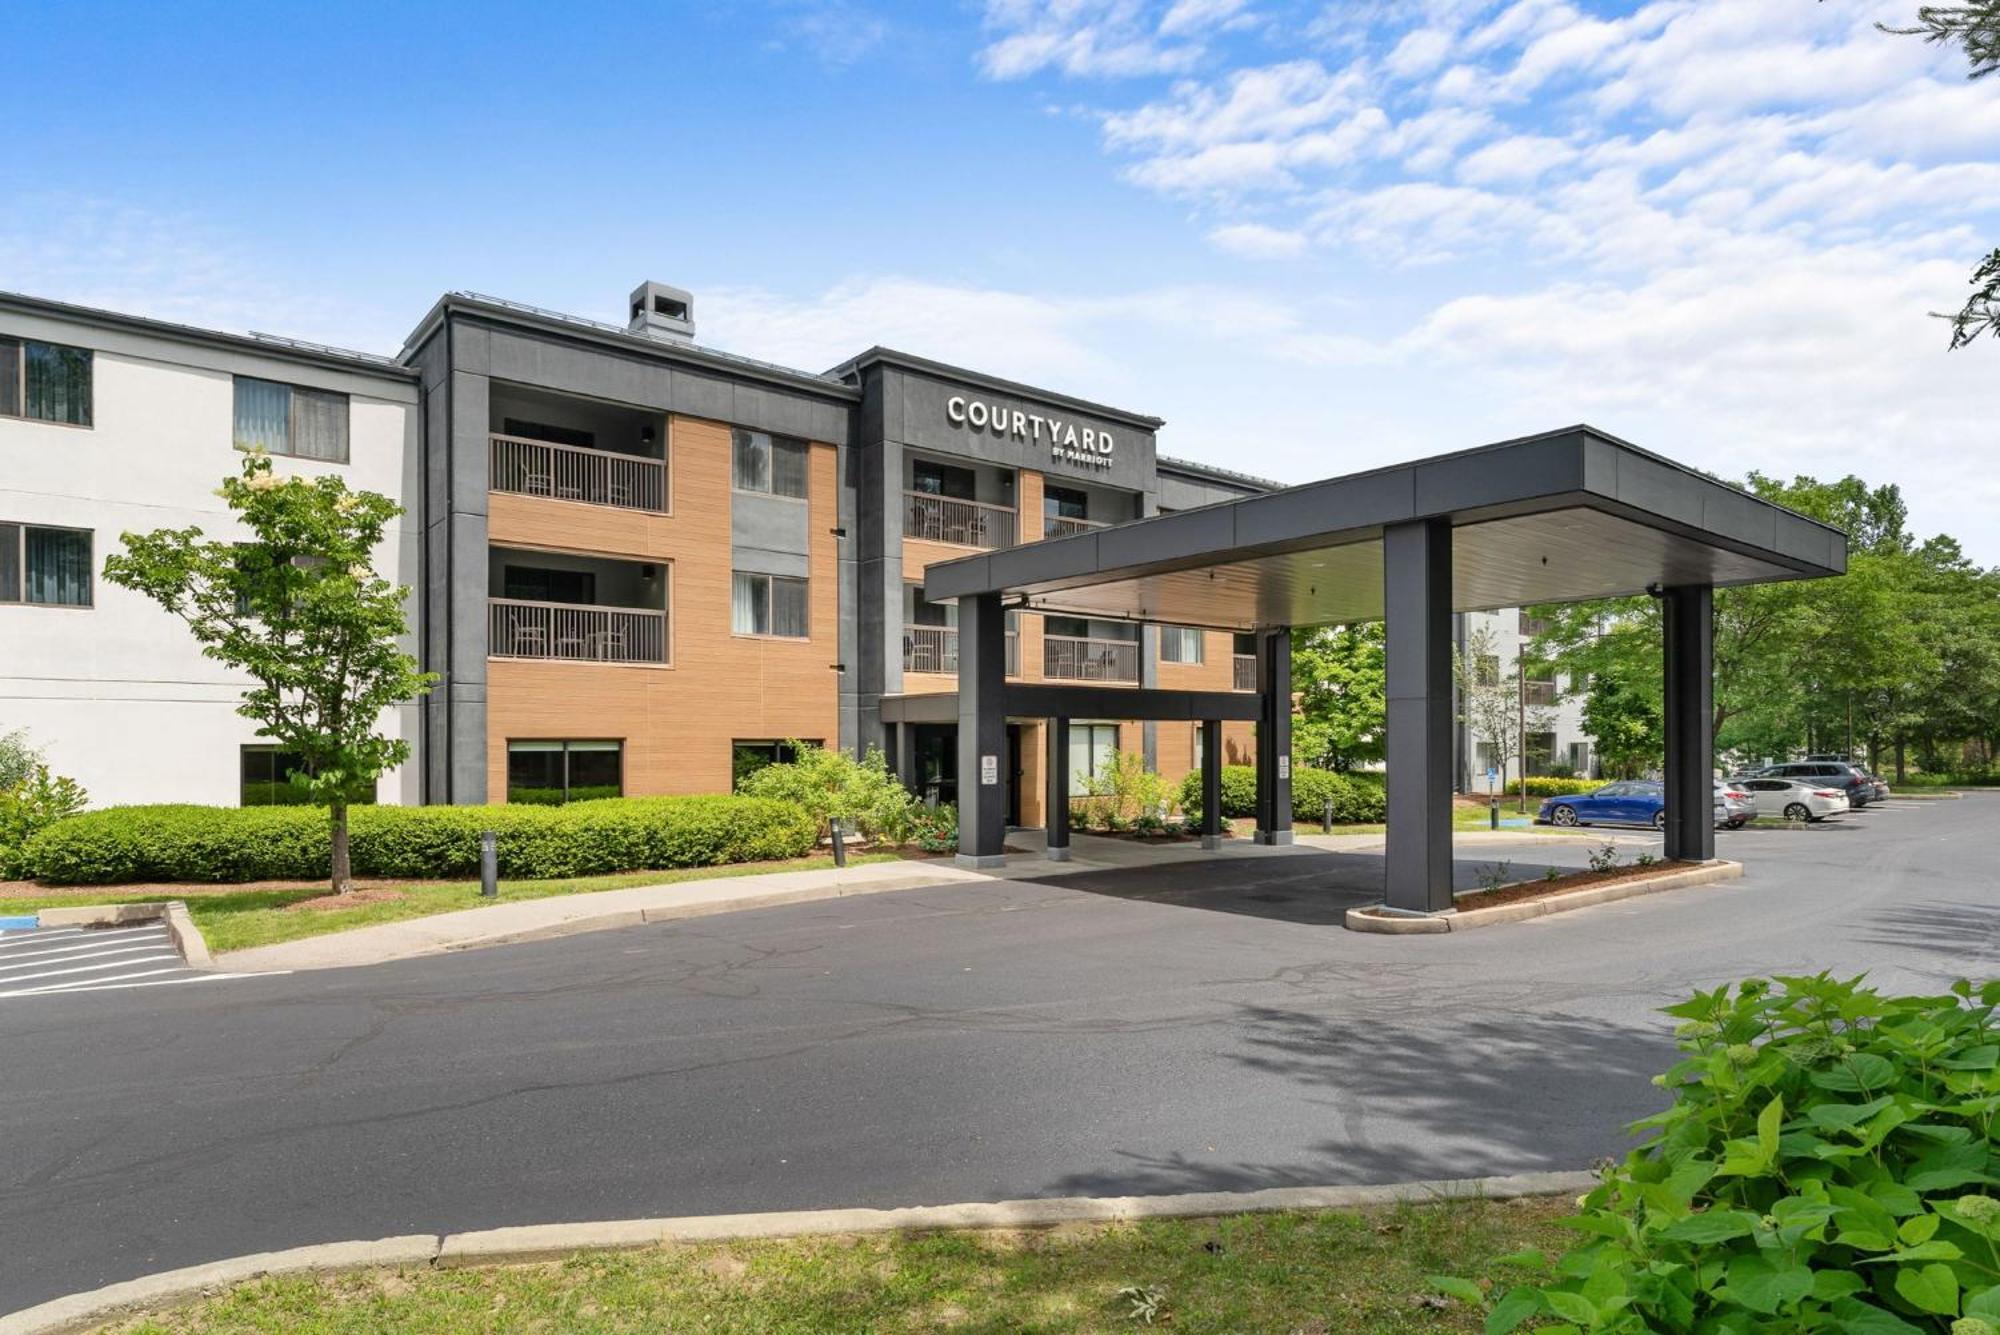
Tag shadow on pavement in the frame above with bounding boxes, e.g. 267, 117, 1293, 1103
1857, 899, 2000, 957
1045, 1006, 1672, 1193
1021, 851, 1572, 927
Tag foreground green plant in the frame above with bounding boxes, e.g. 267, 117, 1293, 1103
737, 740, 915, 844
0, 764, 87, 879
1443, 973, 2000, 1333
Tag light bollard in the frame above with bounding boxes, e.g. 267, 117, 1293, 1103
829, 817, 847, 868
1321, 798, 1334, 834
480, 829, 498, 897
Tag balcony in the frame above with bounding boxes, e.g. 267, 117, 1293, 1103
1044, 634, 1139, 684
491, 434, 667, 513
901, 625, 1018, 676
489, 599, 667, 664
905, 492, 1016, 549
1043, 514, 1108, 540
1233, 653, 1256, 691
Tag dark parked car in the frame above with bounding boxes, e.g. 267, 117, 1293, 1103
1749, 761, 1876, 808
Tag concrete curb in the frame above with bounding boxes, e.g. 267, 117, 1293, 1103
1345, 860, 1744, 934
12, 900, 211, 969
0, 1171, 1594, 1332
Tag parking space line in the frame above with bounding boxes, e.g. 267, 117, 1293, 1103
0, 928, 88, 949
1, 969, 285, 997
0, 933, 172, 966
0, 953, 186, 986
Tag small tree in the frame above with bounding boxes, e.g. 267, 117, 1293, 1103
1457, 623, 1556, 806
103, 452, 435, 893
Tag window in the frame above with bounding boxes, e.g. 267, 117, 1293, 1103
911, 459, 975, 500
732, 429, 807, 498
1069, 723, 1120, 784
1525, 730, 1557, 776
1474, 653, 1501, 688
240, 745, 376, 806
1518, 611, 1550, 637
0, 523, 91, 606
1159, 626, 1204, 664
732, 571, 809, 637
233, 376, 350, 462
731, 739, 821, 790
503, 564, 597, 605
502, 416, 595, 450
0, 337, 92, 426
507, 740, 623, 804
1044, 485, 1088, 519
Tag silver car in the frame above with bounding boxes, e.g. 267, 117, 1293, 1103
1714, 780, 1756, 829
1733, 776, 1847, 822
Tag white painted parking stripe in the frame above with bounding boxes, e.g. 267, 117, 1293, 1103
0, 969, 284, 997
0, 938, 175, 971
0, 952, 185, 985
0, 966, 202, 996
0, 928, 88, 949
0, 932, 170, 965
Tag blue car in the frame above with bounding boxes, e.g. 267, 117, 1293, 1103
1539, 780, 1667, 830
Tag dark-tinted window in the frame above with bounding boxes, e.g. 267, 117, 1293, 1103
240, 746, 376, 806
0, 523, 91, 606
911, 459, 976, 500
503, 564, 597, 605
733, 430, 808, 498
1044, 485, 1088, 519
1, 337, 91, 426
507, 740, 623, 804
503, 417, 595, 450
731, 739, 822, 790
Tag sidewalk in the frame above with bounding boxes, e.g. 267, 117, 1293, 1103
213, 860, 996, 973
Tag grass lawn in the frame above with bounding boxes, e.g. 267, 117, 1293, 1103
113, 1196, 1573, 1334
1, 854, 898, 955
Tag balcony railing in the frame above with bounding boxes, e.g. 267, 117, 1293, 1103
904, 492, 1016, 549
490, 434, 668, 513
1233, 653, 1256, 691
1043, 513, 1107, 540
489, 598, 668, 665
901, 625, 1018, 676
1044, 634, 1139, 683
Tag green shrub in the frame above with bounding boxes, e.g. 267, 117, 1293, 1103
0, 765, 89, 879
910, 803, 957, 854
1447, 974, 2000, 1333
1514, 775, 1608, 799
21, 795, 815, 885
737, 741, 914, 844
1177, 765, 1386, 825
1075, 751, 1174, 832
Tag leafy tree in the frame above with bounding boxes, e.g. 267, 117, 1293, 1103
1456, 622, 1556, 805
1579, 671, 1662, 780
103, 452, 435, 894
1290, 622, 1385, 771
1879, 2, 2000, 345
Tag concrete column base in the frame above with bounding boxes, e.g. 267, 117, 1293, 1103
1200, 835, 1223, 851
1045, 845, 1071, 862
954, 853, 1007, 871
1253, 829, 1293, 846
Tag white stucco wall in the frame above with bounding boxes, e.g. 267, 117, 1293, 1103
1461, 607, 1595, 787
0, 308, 422, 809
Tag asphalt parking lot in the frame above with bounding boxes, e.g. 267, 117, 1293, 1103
0, 792, 1989, 1312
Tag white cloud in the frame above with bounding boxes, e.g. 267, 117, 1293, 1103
1206, 221, 1310, 258
1455, 132, 1574, 184
977, 0, 1250, 79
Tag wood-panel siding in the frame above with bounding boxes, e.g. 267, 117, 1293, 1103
486, 416, 839, 798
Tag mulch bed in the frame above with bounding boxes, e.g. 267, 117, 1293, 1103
1450, 859, 1701, 911
284, 887, 412, 912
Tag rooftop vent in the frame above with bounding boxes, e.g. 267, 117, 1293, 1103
628, 281, 695, 343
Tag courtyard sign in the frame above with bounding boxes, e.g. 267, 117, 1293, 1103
945, 395, 1114, 470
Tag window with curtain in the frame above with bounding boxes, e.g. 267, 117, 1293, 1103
732, 572, 808, 637
0, 524, 91, 607
233, 376, 350, 462
506, 740, 623, 804
1069, 723, 1120, 785
1159, 626, 1204, 663
0, 337, 92, 426
732, 429, 808, 498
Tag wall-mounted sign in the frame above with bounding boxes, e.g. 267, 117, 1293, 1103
945, 395, 1114, 471
980, 754, 999, 786
1277, 755, 1291, 780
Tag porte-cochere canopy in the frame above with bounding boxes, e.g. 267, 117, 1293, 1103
920, 426, 1848, 915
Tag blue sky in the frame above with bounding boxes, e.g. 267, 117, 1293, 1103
5, 0, 1996, 557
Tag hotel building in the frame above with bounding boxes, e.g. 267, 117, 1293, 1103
0, 280, 1592, 816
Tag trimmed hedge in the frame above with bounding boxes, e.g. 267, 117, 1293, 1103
1177, 765, 1387, 825
22, 795, 818, 886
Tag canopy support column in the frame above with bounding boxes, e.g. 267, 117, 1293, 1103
1662, 584, 1716, 863
955, 592, 1008, 868
1045, 716, 1071, 861
1384, 518, 1454, 914
1254, 629, 1293, 845
1201, 717, 1223, 850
